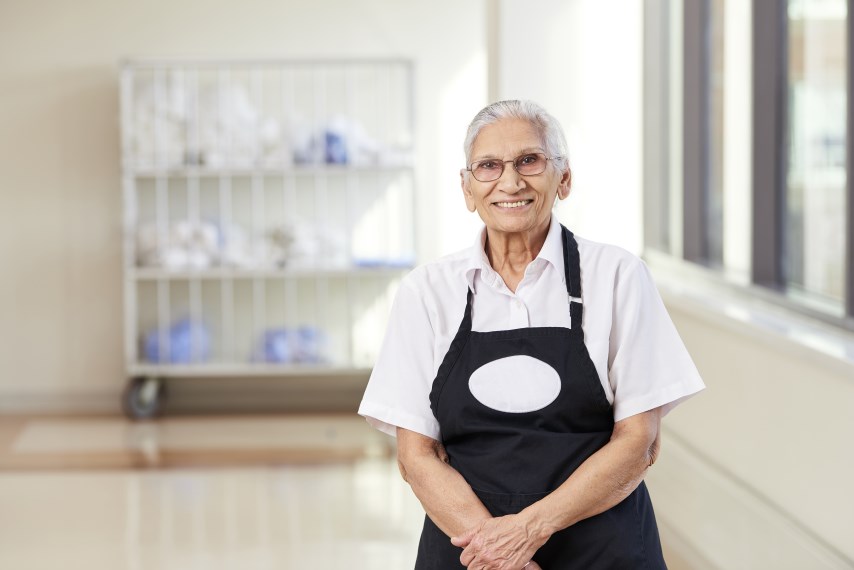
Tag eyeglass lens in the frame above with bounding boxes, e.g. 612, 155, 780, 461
470, 153, 548, 182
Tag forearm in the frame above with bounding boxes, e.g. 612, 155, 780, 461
520, 411, 662, 538
397, 429, 492, 537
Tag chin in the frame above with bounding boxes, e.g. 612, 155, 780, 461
489, 220, 538, 234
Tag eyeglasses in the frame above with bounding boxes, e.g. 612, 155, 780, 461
465, 152, 563, 182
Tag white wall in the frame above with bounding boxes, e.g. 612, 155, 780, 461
497, 0, 643, 254
0, 0, 487, 410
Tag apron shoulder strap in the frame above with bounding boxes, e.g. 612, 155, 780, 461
561, 224, 585, 333
429, 285, 474, 418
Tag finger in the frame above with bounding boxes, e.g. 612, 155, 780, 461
459, 542, 478, 567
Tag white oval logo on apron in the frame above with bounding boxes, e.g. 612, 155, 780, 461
468, 355, 561, 413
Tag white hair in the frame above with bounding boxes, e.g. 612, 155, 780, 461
463, 100, 570, 176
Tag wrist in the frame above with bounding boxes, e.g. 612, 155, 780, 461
518, 504, 557, 543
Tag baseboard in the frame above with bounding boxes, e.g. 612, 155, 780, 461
0, 375, 367, 416
0, 390, 122, 415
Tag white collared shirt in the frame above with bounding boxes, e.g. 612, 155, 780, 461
358, 216, 705, 440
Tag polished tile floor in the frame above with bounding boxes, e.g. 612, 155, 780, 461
0, 415, 424, 569
0, 415, 691, 569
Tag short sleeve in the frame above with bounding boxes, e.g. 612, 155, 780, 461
608, 259, 705, 422
358, 278, 441, 440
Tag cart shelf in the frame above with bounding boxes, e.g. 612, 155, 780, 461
125, 163, 414, 178
131, 266, 413, 281
128, 363, 372, 378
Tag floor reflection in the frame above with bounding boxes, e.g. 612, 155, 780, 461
0, 415, 422, 569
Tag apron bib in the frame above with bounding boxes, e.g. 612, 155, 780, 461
414, 225, 666, 569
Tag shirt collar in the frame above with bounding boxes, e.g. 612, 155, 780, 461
463, 229, 489, 291
538, 216, 566, 283
464, 216, 566, 290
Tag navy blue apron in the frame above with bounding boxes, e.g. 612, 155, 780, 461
414, 225, 666, 569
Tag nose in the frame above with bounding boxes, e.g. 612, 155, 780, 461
496, 160, 524, 193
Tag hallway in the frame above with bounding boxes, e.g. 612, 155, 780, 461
0, 414, 698, 569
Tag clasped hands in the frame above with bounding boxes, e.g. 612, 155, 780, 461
451, 513, 548, 570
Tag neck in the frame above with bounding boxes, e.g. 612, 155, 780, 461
484, 218, 551, 288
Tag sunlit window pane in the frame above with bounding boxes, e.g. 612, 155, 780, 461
707, 0, 752, 284
786, 0, 847, 309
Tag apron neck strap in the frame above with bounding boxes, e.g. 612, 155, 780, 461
561, 224, 583, 299
561, 225, 585, 332
461, 287, 474, 333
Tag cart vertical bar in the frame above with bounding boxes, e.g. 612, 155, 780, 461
155, 178, 170, 363
187, 66, 203, 363
314, 65, 327, 362
345, 64, 358, 366
219, 174, 234, 362
120, 65, 139, 369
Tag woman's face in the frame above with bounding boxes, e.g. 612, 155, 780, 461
462, 118, 571, 237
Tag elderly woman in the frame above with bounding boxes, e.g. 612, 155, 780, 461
358, 100, 704, 569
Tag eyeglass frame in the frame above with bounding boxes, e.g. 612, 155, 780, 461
463, 151, 565, 182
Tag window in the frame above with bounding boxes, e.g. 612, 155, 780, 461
643, 0, 854, 326
643, 0, 678, 256
785, 0, 848, 311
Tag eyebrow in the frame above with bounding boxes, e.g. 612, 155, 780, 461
472, 147, 545, 161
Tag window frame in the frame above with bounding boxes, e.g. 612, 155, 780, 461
752, 0, 787, 290
642, 0, 854, 330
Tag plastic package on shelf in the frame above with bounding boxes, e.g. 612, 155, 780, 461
195, 83, 291, 168
130, 74, 188, 167
255, 326, 328, 364
143, 317, 211, 364
131, 76, 408, 170
136, 220, 219, 269
293, 115, 397, 167
131, 80, 291, 169
136, 219, 351, 270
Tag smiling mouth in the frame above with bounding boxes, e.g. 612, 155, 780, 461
493, 199, 533, 209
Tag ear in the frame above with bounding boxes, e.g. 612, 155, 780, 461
556, 168, 572, 200
461, 170, 477, 212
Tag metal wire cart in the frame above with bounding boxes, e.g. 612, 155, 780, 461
120, 59, 416, 418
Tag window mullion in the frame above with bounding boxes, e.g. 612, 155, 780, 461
683, 0, 708, 263
846, 0, 854, 317
752, 0, 786, 289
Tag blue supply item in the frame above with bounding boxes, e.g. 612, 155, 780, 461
261, 328, 293, 363
258, 326, 327, 364
294, 326, 326, 363
144, 317, 211, 364
324, 130, 348, 164
352, 257, 416, 269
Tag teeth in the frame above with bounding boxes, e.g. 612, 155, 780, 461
495, 200, 531, 208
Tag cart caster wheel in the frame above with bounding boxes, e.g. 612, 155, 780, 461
123, 377, 166, 420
